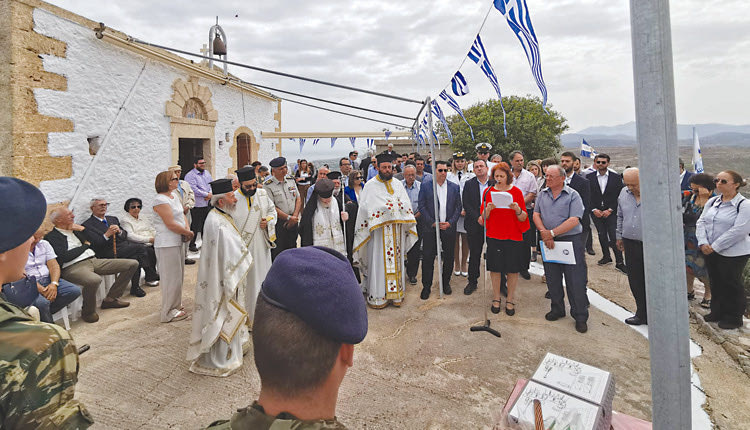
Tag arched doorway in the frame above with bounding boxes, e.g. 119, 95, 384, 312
237, 133, 252, 167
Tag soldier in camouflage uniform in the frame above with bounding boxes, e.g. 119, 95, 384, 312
205, 247, 367, 430
0, 177, 93, 429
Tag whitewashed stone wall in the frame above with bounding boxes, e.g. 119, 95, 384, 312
32, 8, 279, 222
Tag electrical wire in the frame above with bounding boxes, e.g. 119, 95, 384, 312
279, 96, 411, 129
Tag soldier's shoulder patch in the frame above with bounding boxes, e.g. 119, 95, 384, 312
263, 177, 274, 185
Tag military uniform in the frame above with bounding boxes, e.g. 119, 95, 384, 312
264, 173, 300, 260
205, 402, 347, 429
0, 297, 93, 429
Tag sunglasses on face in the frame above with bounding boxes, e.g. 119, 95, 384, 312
437, 169, 448, 173
356, 176, 363, 180
595, 161, 608, 165
714, 178, 729, 184
130, 205, 142, 209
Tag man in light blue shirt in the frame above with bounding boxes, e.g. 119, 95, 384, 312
402, 165, 422, 284
184, 157, 213, 252
616, 168, 646, 326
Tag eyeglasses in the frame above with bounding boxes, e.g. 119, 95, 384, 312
595, 161, 608, 165
437, 169, 448, 173
713, 178, 729, 184
130, 205, 142, 209
94, 203, 109, 207
355, 176, 363, 180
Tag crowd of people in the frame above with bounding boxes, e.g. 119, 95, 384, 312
1, 140, 748, 427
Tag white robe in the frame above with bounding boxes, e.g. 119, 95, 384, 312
231, 188, 277, 329
187, 209, 253, 377
313, 200, 347, 256
353, 176, 418, 307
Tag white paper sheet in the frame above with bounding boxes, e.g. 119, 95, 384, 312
539, 240, 576, 265
490, 191, 513, 209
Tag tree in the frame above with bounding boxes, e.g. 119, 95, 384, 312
439, 95, 568, 162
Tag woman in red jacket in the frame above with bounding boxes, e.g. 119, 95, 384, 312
480, 162, 530, 315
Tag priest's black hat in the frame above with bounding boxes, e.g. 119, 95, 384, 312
314, 178, 335, 198
0, 177, 47, 254
326, 171, 342, 181
260, 246, 368, 344
375, 153, 395, 165
209, 178, 233, 195
235, 166, 256, 182
269, 157, 286, 168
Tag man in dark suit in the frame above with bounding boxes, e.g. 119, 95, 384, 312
462, 159, 495, 295
561, 152, 592, 255
81, 198, 155, 297
586, 154, 626, 273
679, 158, 694, 192
418, 161, 462, 299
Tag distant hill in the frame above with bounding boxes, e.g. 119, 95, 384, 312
563, 122, 750, 148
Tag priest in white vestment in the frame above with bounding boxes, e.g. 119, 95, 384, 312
187, 179, 253, 377
231, 166, 276, 329
353, 154, 417, 308
299, 178, 348, 256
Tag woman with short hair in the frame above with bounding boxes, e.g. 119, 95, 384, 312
682, 173, 715, 308
344, 170, 364, 203
696, 170, 750, 329
120, 197, 159, 287
152, 171, 194, 322
480, 162, 530, 316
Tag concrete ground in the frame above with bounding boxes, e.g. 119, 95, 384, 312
69, 242, 748, 429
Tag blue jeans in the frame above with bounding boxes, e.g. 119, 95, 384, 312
33, 276, 82, 324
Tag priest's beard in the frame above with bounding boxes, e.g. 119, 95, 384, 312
333, 186, 341, 196
221, 202, 237, 214
241, 187, 257, 197
378, 172, 393, 181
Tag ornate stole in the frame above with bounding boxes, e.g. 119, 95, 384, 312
313, 202, 345, 255
238, 195, 262, 246
382, 224, 403, 300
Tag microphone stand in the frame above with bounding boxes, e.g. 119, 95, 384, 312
470, 193, 501, 338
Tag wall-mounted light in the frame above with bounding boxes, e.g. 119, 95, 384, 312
225, 132, 231, 142
218, 140, 225, 150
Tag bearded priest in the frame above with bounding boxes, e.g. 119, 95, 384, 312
353, 154, 418, 309
187, 178, 253, 377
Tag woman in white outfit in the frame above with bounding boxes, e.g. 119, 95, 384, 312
152, 170, 194, 322
120, 197, 159, 286
448, 153, 473, 277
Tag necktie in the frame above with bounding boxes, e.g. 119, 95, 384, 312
458, 171, 462, 181
102, 218, 108, 227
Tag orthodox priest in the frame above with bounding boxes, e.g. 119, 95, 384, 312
353, 154, 418, 308
232, 166, 277, 328
299, 178, 348, 256
187, 179, 253, 377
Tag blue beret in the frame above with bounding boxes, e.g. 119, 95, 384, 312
0, 177, 47, 254
269, 157, 286, 168
260, 246, 367, 344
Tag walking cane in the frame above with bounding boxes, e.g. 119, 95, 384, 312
112, 231, 117, 258
470, 194, 501, 338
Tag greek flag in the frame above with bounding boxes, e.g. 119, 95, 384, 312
692, 128, 704, 173
467, 34, 507, 136
451, 71, 469, 96
384, 130, 392, 142
312, 138, 320, 146
440, 90, 474, 141
580, 139, 597, 159
494, 0, 548, 110
349, 137, 356, 147
330, 137, 337, 148
431, 100, 453, 144
298, 138, 306, 152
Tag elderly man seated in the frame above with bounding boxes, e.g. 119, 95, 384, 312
45, 207, 138, 323
120, 197, 160, 286
81, 198, 157, 297
25, 228, 82, 324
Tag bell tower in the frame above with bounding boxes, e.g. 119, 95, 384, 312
208, 17, 228, 74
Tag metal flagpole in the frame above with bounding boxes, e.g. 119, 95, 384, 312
630, 1, 691, 428
426, 96, 443, 299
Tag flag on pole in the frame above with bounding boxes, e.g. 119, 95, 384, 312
298, 138, 306, 152
451, 71, 470, 96
384, 130, 392, 142
580, 139, 597, 159
494, 0, 548, 110
467, 34, 507, 136
330, 137, 337, 148
692, 127, 704, 173
439, 90, 474, 141
349, 137, 356, 147
431, 100, 453, 144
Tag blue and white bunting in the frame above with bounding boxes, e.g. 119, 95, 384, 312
467, 34, 507, 136
349, 137, 356, 147
298, 138, 306, 152
312, 138, 320, 146
451, 71, 470, 96
494, 0, 548, 110
439, 90, 474, 141
580, 139, 597, 159
431, 100, 453, 144
330, 137, 337, 148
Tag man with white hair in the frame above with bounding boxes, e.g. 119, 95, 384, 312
616, 168, 647, 326
305, 165, 331, 203
45, 207, 139, 323
188, 179, 252, 377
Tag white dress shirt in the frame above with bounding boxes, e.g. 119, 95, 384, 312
436, 181, 448, 222
597, 170, 609, 194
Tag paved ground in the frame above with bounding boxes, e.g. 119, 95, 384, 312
68, 242, 748, 429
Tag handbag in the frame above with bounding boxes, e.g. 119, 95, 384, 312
2, 275, 40, 308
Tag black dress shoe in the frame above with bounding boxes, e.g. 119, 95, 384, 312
625, 316, 647, 325
544, 291, 551, 299
420, 288, 430, 300
189, 245, 199, 253
185, 258, 196, 265
131, 286, 147, 297
491, 300, 502, 314
408, 276, 417, 285
545, 311, 565, 321
505, 302, 516, 316
597, 257, 612, 265
586, 248, 596, 256
463, 282, 477, 295
443, 285, 452, 295
703, 313, 721, 322
575, 321, 588, 333
615, 263, 628, 274
520, 270, 531, 280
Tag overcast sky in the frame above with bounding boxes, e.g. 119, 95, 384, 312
52, 0, 750, 157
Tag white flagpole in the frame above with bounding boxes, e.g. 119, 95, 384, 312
426, 96, 444, 299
